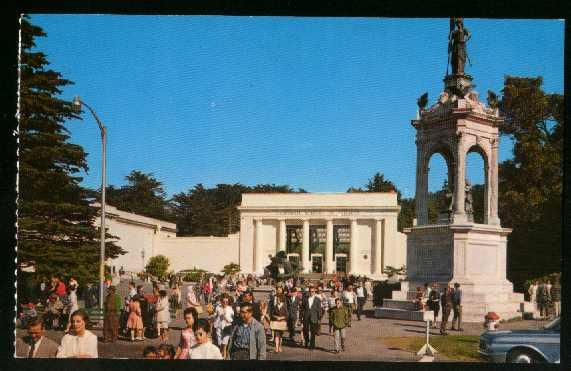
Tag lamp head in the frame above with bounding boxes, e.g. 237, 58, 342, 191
72, 96, 82, 112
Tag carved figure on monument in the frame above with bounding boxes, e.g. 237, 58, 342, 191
436, 181, 454, 223
464, 179, 474, 221
446, 183, 454, 219
448, 17, 471, 76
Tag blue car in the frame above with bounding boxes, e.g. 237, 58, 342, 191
479, 317, 560, 363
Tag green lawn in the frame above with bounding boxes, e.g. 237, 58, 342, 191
381, 335, 482, 362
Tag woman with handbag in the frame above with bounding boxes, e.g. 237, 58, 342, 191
270, 293, 288, 353
154, 290, 171, 342
186, 285, 203, 315
259, 300, 271, 338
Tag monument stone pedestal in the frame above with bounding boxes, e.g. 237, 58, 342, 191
376, 223, 524, 322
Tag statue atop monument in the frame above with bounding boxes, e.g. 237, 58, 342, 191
448, 17, 471, 76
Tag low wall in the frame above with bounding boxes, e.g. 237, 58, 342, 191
155, 233, 240, 274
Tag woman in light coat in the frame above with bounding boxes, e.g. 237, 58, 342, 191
155, 290, 171, 341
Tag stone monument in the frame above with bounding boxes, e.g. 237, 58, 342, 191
376, 18, 524, 322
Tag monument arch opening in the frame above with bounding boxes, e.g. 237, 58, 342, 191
465, 145, 488, 224
426, 151, 454, 224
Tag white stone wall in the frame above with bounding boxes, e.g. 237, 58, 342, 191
155, 234, 240, 274
93, 204, 177, 273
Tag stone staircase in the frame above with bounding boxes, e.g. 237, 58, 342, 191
376, 298, 434, 321
374, 296, 434, 322
374, 281, 528, 323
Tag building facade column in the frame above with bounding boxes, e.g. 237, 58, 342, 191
302, 219, 310, 273
383, 217, 397, 270
254, 218, 263, 274
349, 218, 358, 275
325, 219, 334, 274
372, 218, 383, 276
278, 219, 287, 252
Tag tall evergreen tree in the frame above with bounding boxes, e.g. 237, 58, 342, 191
102, 170, 174, 222
495, 76, 563, 289
18, 16, 124, 287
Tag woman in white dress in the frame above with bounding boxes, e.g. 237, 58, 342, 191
155, 290, 171, 341
64, 286, 79, 333
57, 309, 98, 358
189, 319, 223, 360
213, 295, 234, 359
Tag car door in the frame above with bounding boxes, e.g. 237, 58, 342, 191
539, 322, 560, 363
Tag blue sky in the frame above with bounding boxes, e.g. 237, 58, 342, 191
29, 16, 564, 198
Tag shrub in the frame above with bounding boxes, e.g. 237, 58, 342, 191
145, 255, 170, 281
179, 267, 207, 282
222, 263, 240, 276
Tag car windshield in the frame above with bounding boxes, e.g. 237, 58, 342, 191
543, 317, 560, 331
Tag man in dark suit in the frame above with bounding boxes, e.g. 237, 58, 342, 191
287, 287, 301, 341
440, 283, 454, 335
300, 285, 321, 349
16, 317, 58, 358
236, 290, 262, 323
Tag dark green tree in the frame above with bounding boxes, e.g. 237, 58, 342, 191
172, 183, 300, 236
18, 16, 124, 287
365, 172, 399, 193
145, 255, 170, 280
493, 76, 563, 289
101, 170, 175, 222
348, 172, 414, 231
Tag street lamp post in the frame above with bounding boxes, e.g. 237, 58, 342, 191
72, 96, 107, 311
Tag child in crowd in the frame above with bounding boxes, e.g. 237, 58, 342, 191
143, 346, 159, 359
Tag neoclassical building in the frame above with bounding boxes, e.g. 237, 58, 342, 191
238, 193, 406, 277
105, 193, 406, 278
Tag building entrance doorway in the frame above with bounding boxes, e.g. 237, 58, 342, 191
311, 254, 323, 273
287, 253, 300, 270
335, 254, 347, 273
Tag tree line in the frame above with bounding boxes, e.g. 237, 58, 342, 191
18, 17, 561, 291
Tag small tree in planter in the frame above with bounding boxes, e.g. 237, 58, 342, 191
180, 267, 207, 282
145, 255, 170, 281
222, 263, 240, 277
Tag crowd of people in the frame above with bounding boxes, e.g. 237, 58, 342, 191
414, 281, 464, 335
16, 272, 374, 359
134, 274, 372, 360
527, 277, 561, 319
18, 276, 81, 332
21, 271, 561, 359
